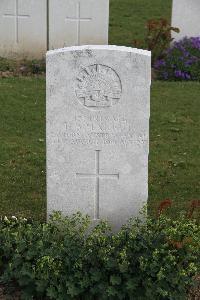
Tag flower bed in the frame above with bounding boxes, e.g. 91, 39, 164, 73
154, 37, 200, 81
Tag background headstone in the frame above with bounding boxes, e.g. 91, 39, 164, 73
0, 0, 47, 59
47, 45, 151, 230
172, 0, 200, 41
0, 0, 109, 59
49, 0, 109, 49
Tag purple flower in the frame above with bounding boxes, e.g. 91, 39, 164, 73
182, 72, 185, 79
174, 70, 191, 80
162, 71, 168, 80
191, 37, 200, 49
154, 59, 166, 69
175, 70, 182, 78
183, 50, 189, 57
154, 36, 200, 81
185, 59, 193, 66
185, 73, 191, 80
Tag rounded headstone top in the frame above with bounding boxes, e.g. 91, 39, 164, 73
46, 45, 151, 57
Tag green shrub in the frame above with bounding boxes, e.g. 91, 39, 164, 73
0, 212, 199, 299
0, 57, 15, 72
0, 57, 45, 75
133, 18, 179, 65
22, 59, 46, 74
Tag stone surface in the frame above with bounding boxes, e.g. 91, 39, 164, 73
0, 0, 47, 59
46, 45, 151, 230
0, 0, 109, 59
49, 0, 109, 49
172, 0, 200, 41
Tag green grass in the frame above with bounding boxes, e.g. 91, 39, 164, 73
150, 81, 200, 217
109, 0, 172, 46
0, 0, 199, 220
0, 78, 199, 220
0, 78, 46, 220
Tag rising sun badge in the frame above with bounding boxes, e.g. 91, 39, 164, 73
75, 64, 122, 109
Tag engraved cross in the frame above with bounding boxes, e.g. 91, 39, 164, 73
65, 2, 92, 45
3, 0, 30, 44
76, 150, 119, 220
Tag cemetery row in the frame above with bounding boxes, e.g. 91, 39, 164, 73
0, 0, 199, 228
0, 45, 199, 299
0, 0, 109, 59
1, 0, 200, 59
0, 0, 199, 296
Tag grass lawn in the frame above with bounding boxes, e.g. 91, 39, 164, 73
0, 0, 199, 220
0, 78, 199, 220
0, 78, 46, 220
150, 81, 200, 218
109, 0, 172, 46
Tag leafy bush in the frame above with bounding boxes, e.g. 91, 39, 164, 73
0, 212, 199, 299
154, 37, 200, 81
133, 18, 179, 65
0, 57, 45, 76
0, 57, 15, 72
21, 59, 46, 75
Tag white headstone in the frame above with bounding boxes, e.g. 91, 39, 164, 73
0, 0, 47, 59
46, 45, 151, 230
172, 0, 200, 41
49, 0, 109, 49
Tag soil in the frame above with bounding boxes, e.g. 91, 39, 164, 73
0, 285, 20, 300
188, 276, 200, 300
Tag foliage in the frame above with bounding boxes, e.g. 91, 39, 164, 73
0, 212, 199, 299
20, 59, 46, 75
109, 0, 172, 47
154, 37, 200, 81
0, 57, 15, 72
133, 18, 179, 64
0, 57, 45, 75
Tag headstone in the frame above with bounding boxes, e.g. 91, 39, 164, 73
46, 45, 151, 230
172, 0, 200, 41
0, 0, 47, 59
49, 0, 109, 49
0, 0, 109, 59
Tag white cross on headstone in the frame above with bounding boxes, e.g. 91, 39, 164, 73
65, 2, 92, 45
76, 150, 120, 220
3, 0, 30, 43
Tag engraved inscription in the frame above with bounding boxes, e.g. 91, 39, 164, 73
65, 115, 131, 133
63, 113, 148, 147
76, 64, 122, 110
76, 150, 119, 220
